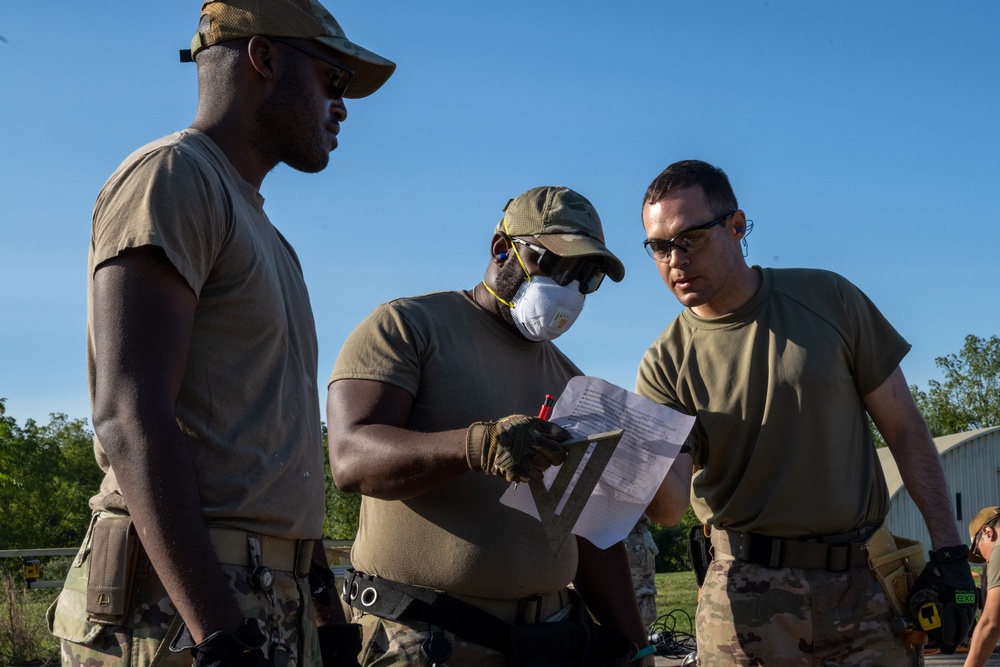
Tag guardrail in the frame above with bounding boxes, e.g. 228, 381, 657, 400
0, 548, 79, 588
0, 540, 354, 590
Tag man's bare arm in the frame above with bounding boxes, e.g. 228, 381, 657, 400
964, 586, 1000, 667
327, 379, 470, 500
92, 246, 242, 642
573, 537, 653, 666
645, 453, 693, 527
864, 366, 962, 548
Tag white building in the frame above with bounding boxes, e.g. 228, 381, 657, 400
878, 425, 1000, 547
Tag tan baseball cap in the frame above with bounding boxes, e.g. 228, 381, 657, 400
497, 186, 625, 282
968, 505, 1000, 563
186, 0, 395, 98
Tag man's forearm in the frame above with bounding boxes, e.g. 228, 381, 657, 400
964, 615, 1000, 666
888, 432, 962, 548
573, 539, 650, 650
646, 454, 692, 527
95, 415, 244, 642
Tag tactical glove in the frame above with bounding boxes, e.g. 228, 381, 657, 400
466, 414, 570, 483
318, 623, 363, 667
309, 561, 337, 607
906, 544, 978, 654
185, 619, 271, 667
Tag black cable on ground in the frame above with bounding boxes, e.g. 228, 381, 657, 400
647, 608, 697, 660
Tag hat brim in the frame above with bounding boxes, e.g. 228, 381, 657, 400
534, 233, 625, 282
315, 35, 395, 98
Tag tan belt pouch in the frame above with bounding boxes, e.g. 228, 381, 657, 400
865, 522, 925, 626
86, 515, 140, 624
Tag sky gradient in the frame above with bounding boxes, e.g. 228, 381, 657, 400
1, 2, 998, 425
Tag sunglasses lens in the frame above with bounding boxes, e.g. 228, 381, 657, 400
551, 262, 605, 294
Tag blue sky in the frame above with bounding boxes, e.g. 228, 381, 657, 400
1, 2, 998, 426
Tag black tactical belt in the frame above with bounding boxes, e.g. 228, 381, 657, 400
713, 527, 871, 572
342, 569, 514, 655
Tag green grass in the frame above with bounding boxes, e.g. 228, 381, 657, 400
652, 571, 698, 633
0, 586, 60, 665
2, 574, 701, 664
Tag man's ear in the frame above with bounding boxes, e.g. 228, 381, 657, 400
490, 232, 512, 264
731, 210, 748, 236
247, 35, 279, 80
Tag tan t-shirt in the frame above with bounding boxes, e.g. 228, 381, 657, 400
987, 542, 1000, 591
87, 129, 324, 539
330, 291, 581, 598
636, 267, 909, 538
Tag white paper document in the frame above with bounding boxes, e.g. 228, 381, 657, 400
500, 376, 695, 549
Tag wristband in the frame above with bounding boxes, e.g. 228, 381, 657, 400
631, 645, 656, 662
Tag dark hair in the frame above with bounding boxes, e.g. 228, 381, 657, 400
644, 160, 738, 217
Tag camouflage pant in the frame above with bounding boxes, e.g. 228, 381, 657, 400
695, 554, 923, 666
625, 518, 659, 629
353, 611, 507, 667
49, 544, 319, 666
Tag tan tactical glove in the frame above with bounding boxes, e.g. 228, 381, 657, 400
466, 414, 570, 483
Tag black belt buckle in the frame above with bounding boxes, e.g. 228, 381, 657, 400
825, 543, 851, 572
516, 594, 543, 624
742, 533, 784, 568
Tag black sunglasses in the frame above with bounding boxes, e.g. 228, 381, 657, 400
643, 211, 735, 263
511, 238, 606, 294
271, 38, 355, 100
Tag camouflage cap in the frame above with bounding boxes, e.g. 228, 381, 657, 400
497, 186, 625, 282
969, 505, 1000, 563
188, 0, 395, 98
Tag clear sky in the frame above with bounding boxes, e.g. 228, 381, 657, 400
1, 2, 998, 426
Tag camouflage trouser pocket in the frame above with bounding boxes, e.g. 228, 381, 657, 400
48, 534, 185, 666
47, 541, 104, 646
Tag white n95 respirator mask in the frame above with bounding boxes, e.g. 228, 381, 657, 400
510, 276, 585, 342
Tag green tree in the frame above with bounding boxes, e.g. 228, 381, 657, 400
650, 506, 699, 573
911, 334, 1000, 437
321, 424, 361, 540
0, 409, 103, 549
0, 398, 19, 487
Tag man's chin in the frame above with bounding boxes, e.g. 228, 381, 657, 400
285, 152, 331, 174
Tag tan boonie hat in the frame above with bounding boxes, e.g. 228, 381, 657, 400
968, 505, 1000, 563
187, 0, 395, 98
497, 186, 625, 282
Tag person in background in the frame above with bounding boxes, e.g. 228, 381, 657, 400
965, 506, 1000, 667
625, 515, 660, 630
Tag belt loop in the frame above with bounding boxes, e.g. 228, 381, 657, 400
768, 537, 784, 568
516, 594, 542, 624
295, 540, 312, 578
826, 543, 850, 572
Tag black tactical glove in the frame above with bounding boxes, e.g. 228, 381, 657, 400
175, 618, 270, 667
906, 544, 978, 654
309, 561, 337, 607
466, 414, 570, 483
318, 623, 363, 667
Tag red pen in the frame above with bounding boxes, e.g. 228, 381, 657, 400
537, 394, 556, 421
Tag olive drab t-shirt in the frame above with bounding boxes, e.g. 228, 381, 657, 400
86, 129, 325, 539
636, 267, 910, 538
330, 291, 581, 598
